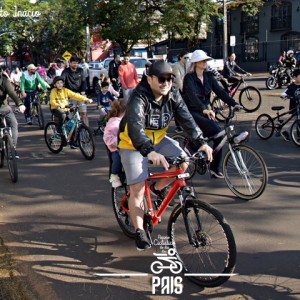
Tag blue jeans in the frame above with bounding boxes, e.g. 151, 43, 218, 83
111, 151, 122, 174
24, 91, 36, 118
0, 106, 18, 147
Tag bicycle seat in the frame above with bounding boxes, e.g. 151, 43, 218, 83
271, 106, 285, 111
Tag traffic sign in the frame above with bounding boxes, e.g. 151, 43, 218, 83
62, 51, 72, 61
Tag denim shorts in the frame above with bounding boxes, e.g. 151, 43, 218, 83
119, 136, 187, 185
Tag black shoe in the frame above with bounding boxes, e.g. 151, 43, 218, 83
61, 136, 68, 147
70, 142, 79, 149
135, 229, 151, 251
210, 170, 225, 179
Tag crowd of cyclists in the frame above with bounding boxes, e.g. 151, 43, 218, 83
1, 48, 298, 251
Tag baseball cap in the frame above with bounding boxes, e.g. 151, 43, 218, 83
70, 56, 79, 62
27, 64, 37, 70
148, 60, 175, 77
55, 58, 64, 63
190, 50, 213, 63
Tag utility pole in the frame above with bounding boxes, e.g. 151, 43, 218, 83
223, 0, 228, 61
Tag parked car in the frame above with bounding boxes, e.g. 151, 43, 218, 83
103, 56, 150, 80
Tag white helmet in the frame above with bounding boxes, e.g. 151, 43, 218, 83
287, 50, 294, 56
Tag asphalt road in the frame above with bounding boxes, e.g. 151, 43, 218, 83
0, 78, 299, 300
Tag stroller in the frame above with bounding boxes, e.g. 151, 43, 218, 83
94, 106, 109, 136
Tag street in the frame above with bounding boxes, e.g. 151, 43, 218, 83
0, 77, 299, 300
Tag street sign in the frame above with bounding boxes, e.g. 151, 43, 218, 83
62, 51, 72, 61
230, 36, 236, 47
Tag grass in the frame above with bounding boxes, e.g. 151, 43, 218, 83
0, 236, 34, 300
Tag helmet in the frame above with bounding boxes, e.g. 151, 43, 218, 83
287, 50, 294, 56
53, 76, 64, 85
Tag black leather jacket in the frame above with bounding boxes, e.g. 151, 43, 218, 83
182, 71, 237, 115
118, 81, 206, 157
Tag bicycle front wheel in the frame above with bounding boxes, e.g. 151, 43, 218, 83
35, 103, 45, 129
239, 86, 261, 112
255, 114, 274, 140
211, 97, 231, 122
78, 124, 95, 160
223, 145, 268, 200
4, 135, 18, 183
112, 174, 135, 238
44, 122, 63, 153
171, 134, 196, 180
290, 119, 300, 147
168, 199, 236, 288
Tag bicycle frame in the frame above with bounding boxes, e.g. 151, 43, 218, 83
62, 108, 81, 142
120, 165, 189, 226
272, 108, 297, 132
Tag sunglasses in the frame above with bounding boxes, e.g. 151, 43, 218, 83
157, 76, 174, 84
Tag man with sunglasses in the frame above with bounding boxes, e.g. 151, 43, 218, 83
118, 60, 213, 251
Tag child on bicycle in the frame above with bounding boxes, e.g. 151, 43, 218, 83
49, 76, 93, 147
103, 99, 127, 188
97, 81, 115, 112
280, 68, 300, 141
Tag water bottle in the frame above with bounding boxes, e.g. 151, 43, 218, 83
233, 131, 249, 144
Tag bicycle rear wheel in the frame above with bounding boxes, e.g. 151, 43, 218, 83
78, 124, 95, 160
44, 121, 63, 153
35, 103, 45, 129
211, 97, 231, 122
168, 199, 236, 288
112, 172, 135, 238
255, 114, 274, 140
171, 134, 196, 180
223, 145, 268, 200
239, 86, 261, 112
4, 135, 18, 183
290, 119, 300, 147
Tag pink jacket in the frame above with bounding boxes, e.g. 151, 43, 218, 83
103, 117, 122, 152
118, 62, 139, 89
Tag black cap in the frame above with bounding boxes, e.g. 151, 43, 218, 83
148, 60, 175, 77
70, 56, 79, 62
53, 76, 64, 85
55, 58, 64, 63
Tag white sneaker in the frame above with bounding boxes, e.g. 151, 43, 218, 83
110, 174, 122, 188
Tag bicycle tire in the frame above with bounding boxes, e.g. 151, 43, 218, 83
239, 86, 261, 113
211, 97, 231, 122
255, 114, 274, 140
171, 134, 196, 180
111, 173, 135, 238
4, 135, 18, 183
167, 199, 236, 288
223, 144, 268, 200
36, 103, 45, 129
77, 124, 95, 160
290, 119, 300, 147
44, 121, 63, 153
265, 77, 277, 90
0, 148, 4, 168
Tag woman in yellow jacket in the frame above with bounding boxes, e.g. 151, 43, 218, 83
50, 76, 93, 148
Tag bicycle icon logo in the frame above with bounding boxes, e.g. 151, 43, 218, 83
150, 248, 183, 275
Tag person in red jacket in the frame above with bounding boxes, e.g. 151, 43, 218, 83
118, 54, 139, 101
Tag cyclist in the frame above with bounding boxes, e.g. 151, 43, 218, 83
49, 76, 93, 148
20, 64, 48, 125
222, 53, 251, 92
182, 49, 240, 178
282, 50, 296, 85
280, 68, 300, 141
118, 60, 213, 251
0, 66, 26, 158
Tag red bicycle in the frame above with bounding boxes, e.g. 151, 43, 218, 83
112, 154, 237, 288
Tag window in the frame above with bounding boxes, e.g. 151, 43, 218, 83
271, 1, 291, 31
240, 13, 259, 35
281, 32, 300, 52
244, 37, 259, 62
